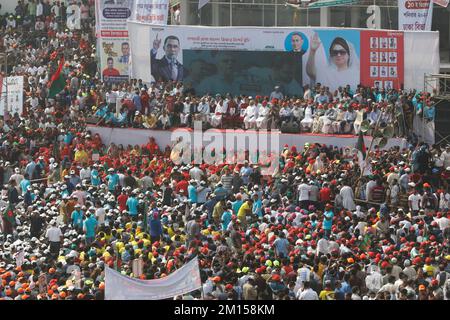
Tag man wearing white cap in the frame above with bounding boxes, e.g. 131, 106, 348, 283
10, 168, 24, 192
46, 220, 63, 259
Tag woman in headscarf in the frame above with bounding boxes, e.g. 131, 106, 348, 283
306, 34, 360, 91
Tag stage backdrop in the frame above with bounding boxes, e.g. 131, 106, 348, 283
127, 23, 439, 93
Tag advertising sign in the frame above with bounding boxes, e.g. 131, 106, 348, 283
360, 30, 404, 90
398, 0, 433, 31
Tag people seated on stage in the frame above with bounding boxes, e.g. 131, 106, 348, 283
332, 104, 346, 134
320, 103, 337, 134
353, 105, 365, 134
292, 100, 304, 124
300, 102, 314, 132
243, 99, 258, 130
210, 96, 225, 128
256, 99, 270, 130
157, 109, 171, 129
342, 104, 357, 134
279, 102, 292, 124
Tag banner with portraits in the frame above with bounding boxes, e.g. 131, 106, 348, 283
127, 23, 439, 94
95, 0, 134, 83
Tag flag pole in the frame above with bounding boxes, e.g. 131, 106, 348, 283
354, 109, 383, 199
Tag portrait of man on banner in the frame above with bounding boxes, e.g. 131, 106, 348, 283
151, 33, 185, 82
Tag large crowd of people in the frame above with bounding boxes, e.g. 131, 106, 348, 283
0, 0, 449, 302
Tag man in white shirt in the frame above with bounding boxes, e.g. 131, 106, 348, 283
408, 189, 422, 216
297, 282, 318, 300
79, 164, 91, 182
298, 180, 310, 209
365, 177, 377, 201
440, 146, 450, 168
435, 212, 450, 232
36, 0, 44, 17
27, 93, 39, 110
46, 220, 63, 258
189, 164, 204, 182
243, 100, 258, 130
95, 202, 106, 226
196, 98, 210, 123
181, 97, 192, 126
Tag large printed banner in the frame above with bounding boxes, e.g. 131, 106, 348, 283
127, 23, 439, 93
105, 257, 202, 300
96, 0, 133, 83
96, 0, 169, 83
0, 76, 24, 116
398, 0, 434, 31
360, 30, 404, 90
130, 0, 169, 24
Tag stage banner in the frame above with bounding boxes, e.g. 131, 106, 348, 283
130, 0, 169, 24
0, 76, 24, 116
95, 0, 134, 83
105, 256, 202, 300
360, 30, 404, 90
127, 23, 439, 92
398, 0, 433, 31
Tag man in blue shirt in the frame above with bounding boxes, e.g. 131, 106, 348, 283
126, 192, 139, 220
149, 211, 163, 244
19, 173, 31, 195
106, 168, 119, 193
25, 159, 36, 179
90, 164, 101, 186
83, 209, 97, 245
252, 193, 263, 219
71, 204, 84, 232
240, 161, 253, 185
273, 232, 289, 259
424, 102, 435, 121
213, 182, 227, 201
221, 208, 233, 231
188, 180, 198, 204
132, 89, 142, 113
323, 203, 334, 239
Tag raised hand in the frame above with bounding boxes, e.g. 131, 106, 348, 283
310, 33, 321, 52
153, 33, 162, 51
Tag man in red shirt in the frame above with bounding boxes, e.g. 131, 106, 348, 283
102, 57, 120, 78
175, 178, 188, 196
319, 182, 332, 210
117, 189, 128, 213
